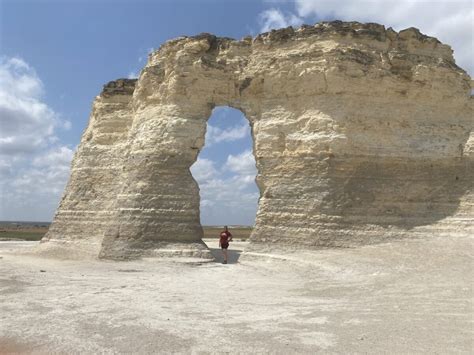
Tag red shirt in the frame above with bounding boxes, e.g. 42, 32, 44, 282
219, 231, 232, 244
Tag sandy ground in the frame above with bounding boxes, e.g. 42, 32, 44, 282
0, 236, 472, 354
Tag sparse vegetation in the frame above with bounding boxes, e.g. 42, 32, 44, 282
0, 223, 48, 241
0, 224, 252, 242
0, 231, 46, 241
202, 226, 252, 240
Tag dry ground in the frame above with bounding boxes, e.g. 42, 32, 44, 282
0, 235, 472, 354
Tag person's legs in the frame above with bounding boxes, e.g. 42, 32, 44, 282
222, 248, 228, 264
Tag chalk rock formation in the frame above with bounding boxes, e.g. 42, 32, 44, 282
39, 21, 473, 259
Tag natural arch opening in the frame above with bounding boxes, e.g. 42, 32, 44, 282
190, 107, 259, 261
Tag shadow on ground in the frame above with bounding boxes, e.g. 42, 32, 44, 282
207, 247, 242, 264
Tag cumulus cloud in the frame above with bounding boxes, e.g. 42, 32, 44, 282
190, 157, 220, 182
259, 8, 304, 32
0, 57, 69, 155
225, 150, 257, 176
0, 57, 73, 221
32, 146, 74, 168
190, 154, 259, 226
259, 0, 473, 75
10, 147, 73, 197
205, 123, 250, 146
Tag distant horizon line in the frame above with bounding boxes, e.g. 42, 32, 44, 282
0, 220, 253, 227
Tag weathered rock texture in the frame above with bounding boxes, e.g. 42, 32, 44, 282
39, 21, 473, 259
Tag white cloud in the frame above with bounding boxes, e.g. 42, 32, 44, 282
190, 157, 220, 182
32, 146, 74, 168
0, 57, 73, 221
259, 8, 304, 32
259, 0, 473, 75
190, 153, 259, 226
0, 57, 70, 154
11, 147, 73, 196
127, 71, 139, 79
224, 150, 257, 176
205, 123, 250, 146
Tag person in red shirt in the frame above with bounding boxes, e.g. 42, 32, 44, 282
219, 226, 232, 264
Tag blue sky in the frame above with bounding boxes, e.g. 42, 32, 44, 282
0, 0, 472, 224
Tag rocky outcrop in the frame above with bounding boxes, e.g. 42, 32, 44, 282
39, 21, 473, 259
38, 79, 138, 258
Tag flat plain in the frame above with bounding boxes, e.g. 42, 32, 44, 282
0, 224, 252, 242
0, 223, 49, 241
0, 234, 472, 354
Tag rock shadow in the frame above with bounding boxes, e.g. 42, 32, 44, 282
322, 156, 473, 229
207, 246, 242, 264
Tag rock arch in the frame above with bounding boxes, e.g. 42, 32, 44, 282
39, 21, 473, 260
190, 106, 258, 226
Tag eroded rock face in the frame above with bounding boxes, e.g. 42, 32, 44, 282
39, 21, 473, 259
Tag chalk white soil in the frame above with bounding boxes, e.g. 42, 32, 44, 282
0, 236, 472, 354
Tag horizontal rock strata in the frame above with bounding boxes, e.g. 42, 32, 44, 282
40, 21, 473, 259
